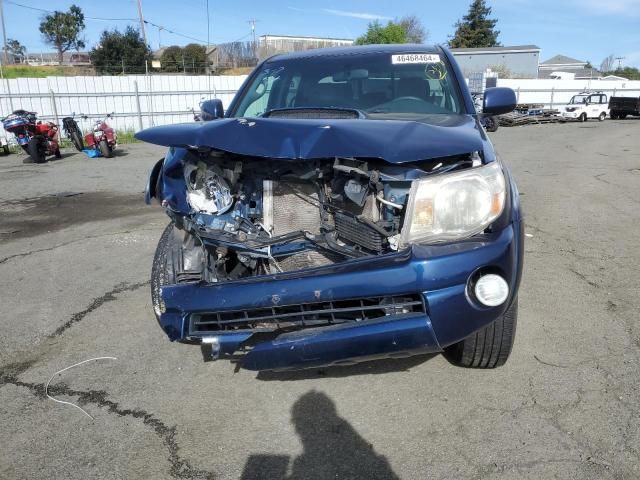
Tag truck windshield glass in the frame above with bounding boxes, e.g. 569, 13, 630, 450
570, 95, 588, 104
232, 54, 464, 117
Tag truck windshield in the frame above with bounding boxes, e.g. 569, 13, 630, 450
231, 53, 465, 117
569, 95, 588, 104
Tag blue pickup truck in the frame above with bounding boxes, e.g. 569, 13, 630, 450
137, 44, 523, 372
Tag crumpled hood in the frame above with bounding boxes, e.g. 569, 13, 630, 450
135, 114, 484, 163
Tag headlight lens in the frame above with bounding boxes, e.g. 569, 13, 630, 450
400, 162, 505, 245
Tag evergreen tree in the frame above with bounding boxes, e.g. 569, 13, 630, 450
449, 0, 500, 48
355, 21, 408, 45
89, 27, 151, 74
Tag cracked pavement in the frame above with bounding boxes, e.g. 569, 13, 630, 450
1, 120, 639, 479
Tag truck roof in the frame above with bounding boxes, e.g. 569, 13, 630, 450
266, 44, 444, 62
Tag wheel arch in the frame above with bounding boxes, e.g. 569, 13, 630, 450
145, 158, 165, 205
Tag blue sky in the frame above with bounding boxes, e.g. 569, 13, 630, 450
5, 0, 640, 68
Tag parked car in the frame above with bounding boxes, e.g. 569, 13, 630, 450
609, 96, 640, 119
137, 45, 523, 372
561, 92, 609, 122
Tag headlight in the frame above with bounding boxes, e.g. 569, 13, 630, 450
400, 162, 506, 245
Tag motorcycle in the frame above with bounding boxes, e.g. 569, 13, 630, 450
61, 114, 84, 151
82, 113, 117, 158
1, 110, 61, 163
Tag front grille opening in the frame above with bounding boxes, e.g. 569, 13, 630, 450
189, 294, 424, 335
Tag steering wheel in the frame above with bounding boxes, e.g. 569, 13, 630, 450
394, 96, 426, 102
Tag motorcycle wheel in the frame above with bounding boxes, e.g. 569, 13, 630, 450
98, 139, 112, 158
27, 137, 46, 163
55, 147, 62, 159
70, 130, 84, 151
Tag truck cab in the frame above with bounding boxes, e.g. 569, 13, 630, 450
561, 92, 609, 122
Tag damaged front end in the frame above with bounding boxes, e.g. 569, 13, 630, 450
140, 117, 521, 371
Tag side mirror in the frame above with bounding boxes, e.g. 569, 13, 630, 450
482, 87, 517, 116
200, 99, 224, 121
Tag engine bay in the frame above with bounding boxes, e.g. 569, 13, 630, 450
167, 149, 476, 284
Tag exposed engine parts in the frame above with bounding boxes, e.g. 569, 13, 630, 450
168, 149, 473, 283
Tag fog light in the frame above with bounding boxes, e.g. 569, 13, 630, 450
474, 274, 509, 307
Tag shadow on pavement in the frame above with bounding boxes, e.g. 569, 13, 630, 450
255, 353, 437, 381
240, 391, 401, 480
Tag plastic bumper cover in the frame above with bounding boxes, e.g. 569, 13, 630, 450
159, 221, 522, 370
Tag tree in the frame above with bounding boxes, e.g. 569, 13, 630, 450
399, 16, 428, 43
159, 44, 209, 73
600, 54, 615, 72
601, 66, 640, 80
89, 26, 152, 74
449, 0, 500, 48
39, 4, 85, 64
160, 45, 184, 72
182, 43, 207, 72
355, 20, 408, 45
5, 38, 26, 63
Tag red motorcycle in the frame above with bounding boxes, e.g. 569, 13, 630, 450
81, 113, 117, 158
1, 110, 61, 163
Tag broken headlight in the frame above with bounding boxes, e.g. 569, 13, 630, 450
184, 162, 234, 215
400, 162, 505, 245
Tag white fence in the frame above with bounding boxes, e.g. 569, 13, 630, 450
0, 74, 247, 139
1, 74, 639, 142
497, 78, 640, 109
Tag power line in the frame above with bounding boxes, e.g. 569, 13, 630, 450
5, 0, 256, 48
143, 20, 208, 44
5, 0, 136, 21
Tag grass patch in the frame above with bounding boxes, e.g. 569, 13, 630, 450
57, 129, 139, 148
2, 65, 66, 78
1, 65, 96, 78
116, 129, 139, 144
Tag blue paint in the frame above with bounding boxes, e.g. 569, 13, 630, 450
139, 44, 523, 371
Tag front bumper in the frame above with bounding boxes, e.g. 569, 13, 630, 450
561, 112, 579, 118
158, 218, 523, 371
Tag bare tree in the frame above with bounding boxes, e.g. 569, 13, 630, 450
399, 15, 428, 43
600, 54, 615, 72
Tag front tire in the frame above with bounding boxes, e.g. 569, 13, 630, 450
98, 139, 112, 158
445, 299, 518, 368
27, 137, 46, 163
151, 223, 178, 321
579, 113, 587, 122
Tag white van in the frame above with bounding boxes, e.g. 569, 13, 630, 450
561, 92, 609, 122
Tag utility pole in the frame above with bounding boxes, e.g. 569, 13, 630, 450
615, 56, 625, 70
248, 19, 258, 58
0, 0, 9, 64
136, 0, 148, 47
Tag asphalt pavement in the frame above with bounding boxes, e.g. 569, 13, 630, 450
1, 119, 639, 480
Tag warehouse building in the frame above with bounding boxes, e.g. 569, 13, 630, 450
259, 35, 353, 59
451, 45, 541, 79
